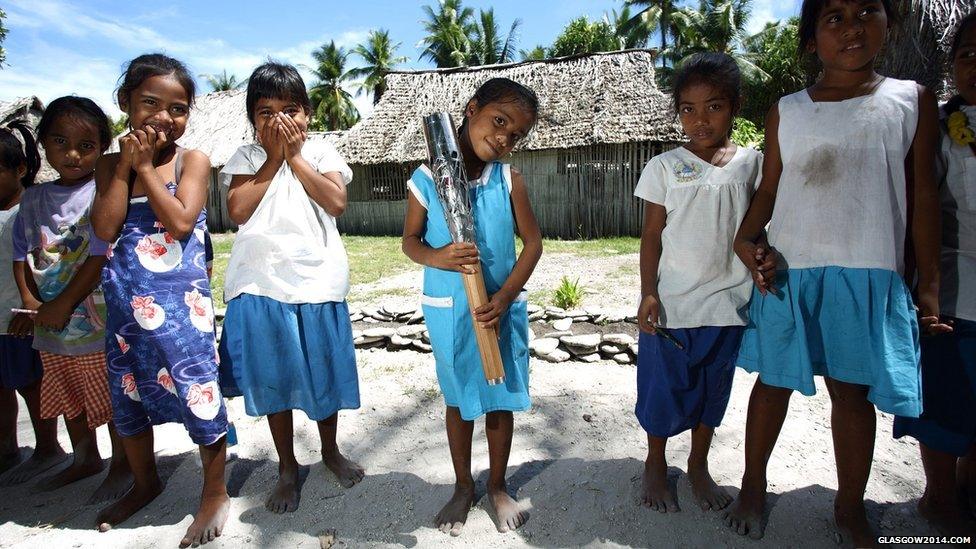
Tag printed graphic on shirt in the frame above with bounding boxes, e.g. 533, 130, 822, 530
131, 295, 166, 330
186, 380, 221, 420
672, 159, 704, 182
135, 231, 182, 273
121, 372, 141, 401
157, 368, 178, 395
184, 289, 215, 333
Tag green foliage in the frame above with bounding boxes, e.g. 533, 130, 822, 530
307, 41, 360, 131
520, 45, 547, 61
200, 70, 244, 92
349, 29, 408, 105
420, 0, 476, 67
624, 1, 678, 66
553, 276, 586, 309
469, 9, 521, 65
111, 115, 129, 137
740, 17, 807, 125
0, 9, 6, 68
730, 117, 763, 149
549, 17, 619, 58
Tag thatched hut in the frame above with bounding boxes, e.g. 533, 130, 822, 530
0, 96, 58, 181
164, 88, 344, 232
336, 49, 683, 238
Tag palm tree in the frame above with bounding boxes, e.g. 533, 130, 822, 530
520, 45, 547, 61
200, 69, 244, 92
665, 0, 765, 83
419, 0, 476, 68
470, 9, 521, 65
608, 5, 656, 50
349, 30, 408, 105
307, 41, 360, 131
624, 0, 679, 66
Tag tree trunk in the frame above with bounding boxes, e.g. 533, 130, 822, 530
878, 0, 974, 96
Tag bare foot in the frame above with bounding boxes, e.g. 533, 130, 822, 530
322, 450, 364, 488
1, 447, 68, 486
96, 479, 164, 531
179, 492, 230, 548
487, 487, 527, 533
723, 482, 766, 539
918, 493, 975, 536
835, 503, 878, 549
688, 465, 732, 511
0, 450, 23, 475
266, 464, 300, 514
639, 459, 679, 513
36, 455, 104, 492
435, 484, 475, 536
87, 464, 134, 505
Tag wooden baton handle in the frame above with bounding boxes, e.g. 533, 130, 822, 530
461, 271, 506, 385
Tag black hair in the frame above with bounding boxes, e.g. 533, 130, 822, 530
0, 120, 41, 187
944, 11, 976, 115
798, 0, 899, 57
37, 96, 112, 153
671, 52, 742, 113
464, 77, 539, 124
245, 62, 312, 125
117, 53, 196, 110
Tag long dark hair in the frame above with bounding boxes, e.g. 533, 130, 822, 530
0, 120, 41, 187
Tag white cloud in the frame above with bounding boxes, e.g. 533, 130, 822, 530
0, 0, 375, 119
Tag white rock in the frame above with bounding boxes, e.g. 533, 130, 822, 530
613, 353, 633, 364
528, 311, 546, 321
629, 343, 639, 355
584, 306, 604, 317
354, 336, 385, 346
363, 317, 379, 324
396, 324, 427, 339
421, 331, 430, 343
529, 337, 560, 355
578, 353, 602, 363
528, 327, 535, 341
383, 302, 416, 317
412, 340, 432, 352
544, 330, 572, 339
362, 327, 395, 339
566, 309, 589, 321
602, 333, 636, 346
540, 349, 571, 362
545, 306, 567, 319
352, 329, 363, 340
600, 344, 624, 355
349, 312, 365, 322
551, 318, 573, 331
389, 334, 413, 348
559, 333, 602, 352
527, 303, 542, 314
407, 309, 425, 324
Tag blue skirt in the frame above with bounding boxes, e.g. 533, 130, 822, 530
893, 317, 976, 456
218, 294, 359, 420
0, 335, 42, 390
737, 267, 921, 417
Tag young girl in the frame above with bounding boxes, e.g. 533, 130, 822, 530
0, 121, 67, 483
402, 78, 542, 535
92, 53, 228, 548
218, 61, 362, 515
12, 97, 131, 501
634, 53, 764, 514
724, 0, 950, 545
893, 11, 976, 534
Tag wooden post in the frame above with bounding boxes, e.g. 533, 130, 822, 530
461, 271, 505, 385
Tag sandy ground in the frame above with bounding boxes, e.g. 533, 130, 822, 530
0, 348, 940, 549
0, 251, 951, 548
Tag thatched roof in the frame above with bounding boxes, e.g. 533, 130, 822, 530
112, 88, 344, 167
339, 49, 682, 166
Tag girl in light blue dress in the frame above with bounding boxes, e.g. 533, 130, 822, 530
402, 78, 542, 536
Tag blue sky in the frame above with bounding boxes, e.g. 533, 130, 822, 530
0, 0, 800, 119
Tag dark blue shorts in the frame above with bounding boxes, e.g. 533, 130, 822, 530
635, 325, 744, 438
893, 317, 976, 457
0, 335, 43, 391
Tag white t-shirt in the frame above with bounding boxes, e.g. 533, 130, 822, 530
770, 77, 919, 274
0, 205, 20, 332
219, 140, 353, 304
634, 146, 762, 328
937, 104, 976, 321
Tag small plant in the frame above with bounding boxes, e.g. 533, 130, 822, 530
553, 276, 585, 309
730, 117, 764, 150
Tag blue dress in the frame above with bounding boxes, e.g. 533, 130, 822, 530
101, 154, 227, 446
409, 161, 530, 421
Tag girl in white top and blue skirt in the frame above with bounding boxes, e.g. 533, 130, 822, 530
894, 11, 976, 533
218, 62, 362, 515
724, 0, 951, 545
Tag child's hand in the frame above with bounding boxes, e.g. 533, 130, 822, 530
431, 242, 480, 274
7, 312, 34, 338
129, 128, 160, 171
118, 135, 137, 172
34, 299, 73, 332
734, 239, 778, 296
637, 294, 660, 334
259, 120, 286, 163
277, 113, 307, 162
474, 289, 515, 330
916, 291, 954, 336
